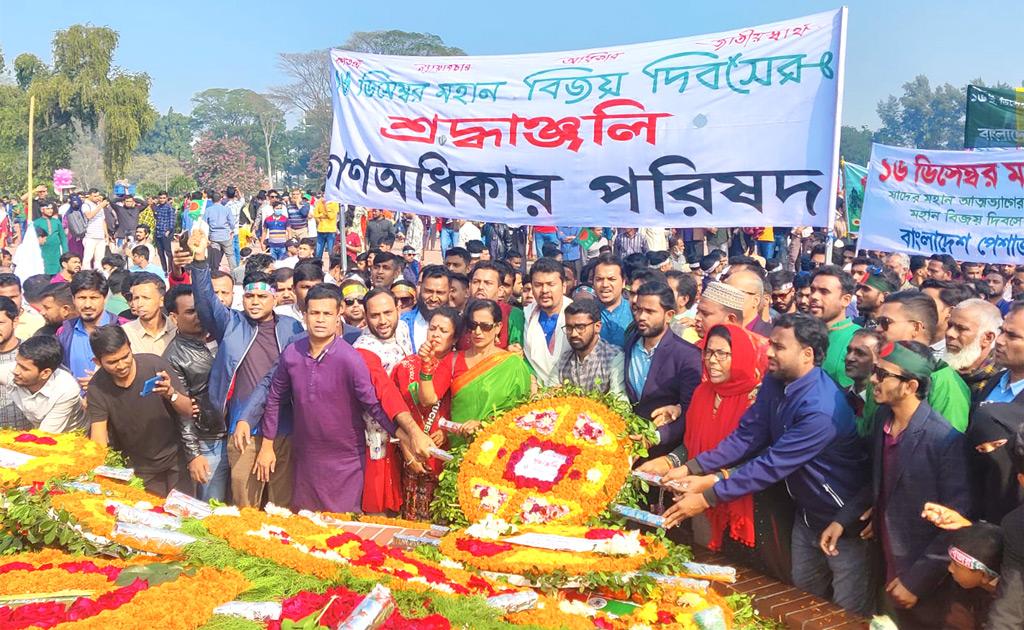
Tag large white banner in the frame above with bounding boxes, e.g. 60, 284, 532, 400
326, 9, 846, 227
858, 144, 1024, 263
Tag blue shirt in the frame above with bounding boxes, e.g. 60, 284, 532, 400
628, 338, 658, 396
129, 263, 167, 282
67, 311, 121, 379
203, 201, 236, 241
153, 203, 176, 235
600, 298, 633, 347
538, 310, 559, 345
556, 226, 582, 261
287, 203, 310, 230
984, 371, 1024, 404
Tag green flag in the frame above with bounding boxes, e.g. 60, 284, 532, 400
965, 85, 1024, 149
842, 162, 867, 234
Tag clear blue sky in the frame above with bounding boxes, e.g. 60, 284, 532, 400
1, 0, 1020, 128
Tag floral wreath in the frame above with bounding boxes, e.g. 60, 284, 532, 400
0, 431, 106, 489
203, 507, 506, 597
456, 396, 630, 526
0, 550, 246, 630
49, 489, 180, 557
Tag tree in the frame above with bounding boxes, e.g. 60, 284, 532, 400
189, 134, 264, 194
839, 125, 874, 165
875, 75, 965, 150
16, 25, 155, 185
138, 108, 192, 160
269, 30, 464, 147
190, 88, 284, 185
125, 153, 188, 193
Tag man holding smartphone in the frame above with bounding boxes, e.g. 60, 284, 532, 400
86, 325, 197, 497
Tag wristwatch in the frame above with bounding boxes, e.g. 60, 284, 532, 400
170, 392, 179, 404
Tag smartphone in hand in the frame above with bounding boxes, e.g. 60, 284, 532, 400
140, 376, 161, 397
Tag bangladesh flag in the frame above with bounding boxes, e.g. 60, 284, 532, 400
579, 228, 600, 251
842, 162, 868, 234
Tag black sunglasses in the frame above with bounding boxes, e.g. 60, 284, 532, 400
468, 321, 499, 332
343, 298, 360, 306
873, 365, 910, 382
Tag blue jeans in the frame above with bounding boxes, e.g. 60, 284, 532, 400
534, 231, 559, 257
790, 518, 875, 616
315, 232, 336, 260
233, 234, 240, 263
268, 245, 287, 261
440, 227, 457, 256
756, 240, 776, 260
194, 438, 229, 502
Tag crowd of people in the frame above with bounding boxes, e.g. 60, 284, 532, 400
2, 182, 1023, 628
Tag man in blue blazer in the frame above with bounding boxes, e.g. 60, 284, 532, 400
623, 281, 701, 458
822, 340, 971, 628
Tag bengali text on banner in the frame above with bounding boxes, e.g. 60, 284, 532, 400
857, 143, 1024, 263
325, 9, 847, 227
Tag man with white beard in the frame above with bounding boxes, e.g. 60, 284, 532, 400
944, 298, 1002, 398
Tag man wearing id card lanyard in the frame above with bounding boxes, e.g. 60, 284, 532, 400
86, 325, 196, 497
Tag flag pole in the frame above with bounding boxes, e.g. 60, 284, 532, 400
26, 94, 35, 223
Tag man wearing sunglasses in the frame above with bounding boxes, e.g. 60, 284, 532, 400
875, 291, 971, 432
853, 269, 898, 329
821, 340, 970, 627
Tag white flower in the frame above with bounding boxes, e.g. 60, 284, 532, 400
594, 530, 645, 556
558, 599, 598, 617
466, 514, 517, 540
480, 440, 495, 452
133, 501, 154, 511
263, 503, 293, 518
586, 467, 603, 483
211, 506, 241, 517
439, 559, 464, 570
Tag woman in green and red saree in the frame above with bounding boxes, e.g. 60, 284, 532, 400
451, 299, 533, 442
393, 306, 462, 521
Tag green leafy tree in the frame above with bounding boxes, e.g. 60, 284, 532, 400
839, 125, 874, 165
191, 88, 284, 184
269, 30, 464, 150
138, 108, 192, 160
876, 75, 966, 150
14, 25, 155, 186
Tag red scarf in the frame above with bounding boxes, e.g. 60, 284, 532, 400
684, 324, 768, 549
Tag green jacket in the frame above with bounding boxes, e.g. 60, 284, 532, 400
860, 363, 970, 435
823, 318, 860, 389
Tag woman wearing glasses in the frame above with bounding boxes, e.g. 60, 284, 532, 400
393, 306, 463, 520
449, 299, 533, 446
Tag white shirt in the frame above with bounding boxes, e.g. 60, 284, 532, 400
458, 222, 482, 247
277, 256, 299, 270
274, 303, 305, 327
13, 369, 86, 433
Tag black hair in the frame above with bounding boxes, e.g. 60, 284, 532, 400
130, 271, 166, 296
239, 246, 252, 258
242, 270, 274, 288
884, 290, 940, 331
299, 237, 317, 250
1012, 420, 1024, 476
769, 270, 795, 291
130, 245, 149, 259
705, 324, 734, 347
950, 522, 1004, 575
105, 270, 130, 300
157, 190, 169, 197
305, 283, 343, 308
225, 185, 238, 199
449, 272, 469, 288
362, 287, 397, 309
23, 274, 51, 303
210, 269, 233, 283
665, 270, 697, 306
910, 255, 927, 272
634, 281, 676, 312
623, 252, 648, 277
0, 296, 18, 322
421, 264, 450, 283
529, 256, 566, 282
70, 270, 108, 296
17, 335, 63, 373
794, 270, 813, 290
244, 253, 275, 277
851, 327, 884, 348
593, 253, 625, 279
895, 340, 935, 399
0, 273, 20, 290
564, 298, 602, 322
293, 261, 324, 285
541, 241, 561, 258
429, 305, 464, 339
465, 298, 502, 324
470, 261, 503, 282
164, 284, 193, 314
929, 253, 959, 277
40, 281, 73, 308
646, 250, 670, 267
466, 239, 486, 254
101, 254, 127, 271
373, 251, 401, 268
271, 267, 295, 284
136, 224, 151, 235
445, 247, 471, 265
774, 313, 829, 365
920, 279, 975, 308
88, 324, 130, 359
811, 264, 857, 296
629, 268, 668, 287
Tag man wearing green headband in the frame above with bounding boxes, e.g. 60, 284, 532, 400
853, 269, 898, 328
822, 340, 970, 626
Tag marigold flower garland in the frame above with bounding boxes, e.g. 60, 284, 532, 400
456, 396, 630, 526
0, 431, 106, 488
203, 508, 504, 597
49, 492, 181, 557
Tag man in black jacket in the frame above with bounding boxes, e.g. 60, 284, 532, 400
162, 284, 227, 501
